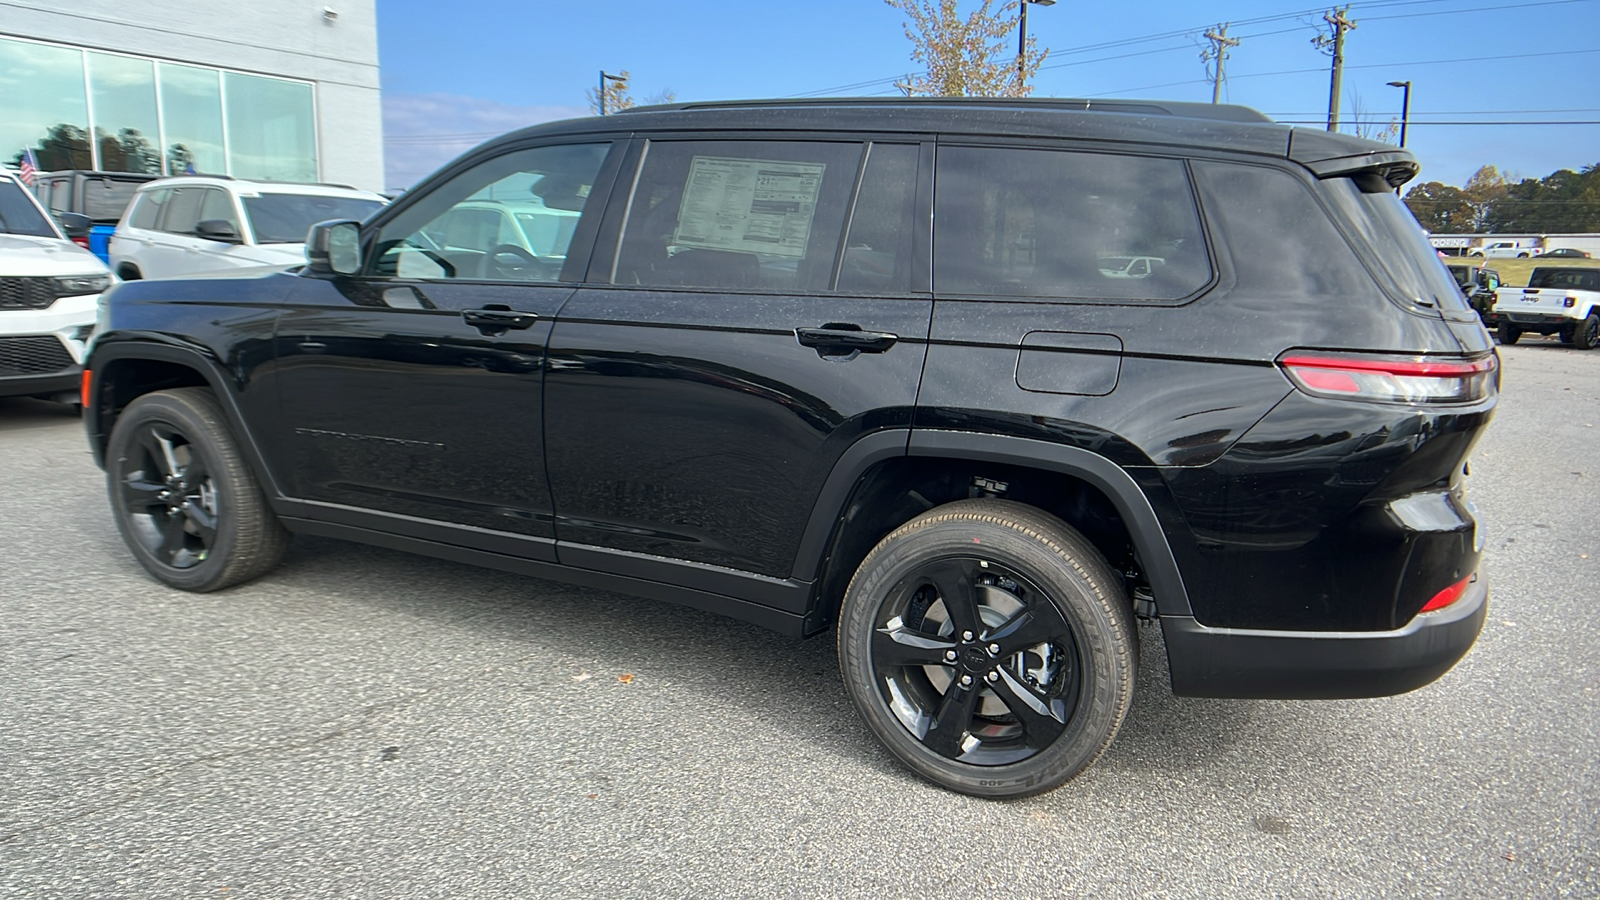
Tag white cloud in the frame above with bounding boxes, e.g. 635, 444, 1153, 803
382, 92, 588, 191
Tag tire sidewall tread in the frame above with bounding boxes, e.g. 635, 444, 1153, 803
837, 499, 1137, 799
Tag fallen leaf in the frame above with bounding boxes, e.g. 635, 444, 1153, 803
1501, 851, 1516, 862
572, 672, 591, 682
618, 673, 635, 684
587, 793, 598, 800
1582, 554, 1590, 559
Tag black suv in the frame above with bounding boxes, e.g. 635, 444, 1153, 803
84, 98, 1496, 798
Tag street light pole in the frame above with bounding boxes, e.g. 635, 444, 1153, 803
1017, 0, 1055, 86
598, 70, 626, 116
1387, 79, 1411, 148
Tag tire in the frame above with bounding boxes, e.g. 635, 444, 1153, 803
117, 265, 142, 280
106, 387, 289, 591
1497, 323, 1522, 345
1573, 312, 1600, 350
837, 499, 1137, 798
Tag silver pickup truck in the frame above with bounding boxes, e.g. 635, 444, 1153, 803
1492, 266, 1600, 349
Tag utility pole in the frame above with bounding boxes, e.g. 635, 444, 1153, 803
1314, 6, 1357, 131
1201, 23, 1241, 104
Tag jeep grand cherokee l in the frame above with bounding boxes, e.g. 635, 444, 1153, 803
83, 98, 1495, 798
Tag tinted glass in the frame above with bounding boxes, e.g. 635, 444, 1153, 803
837, 143, 919, 294
1191, 161, 1374, 302
159, 64, 225, 175
127, 188, 170, 229
84, 177, 148, 222
1320, 176, 1471, 313
0, 38, 91, 171
224, 72, 317, 182
616, 140, 861, 292
199, 188, 238, 230
243, 194, 383, 243
88, 52, 161, 174
162, 188, 205, 234
374, 143, 608, 281
0, 180, 56, 237
1529, 268, 1600, 292
935, 146, 1210, 301
44, 178, 70, 214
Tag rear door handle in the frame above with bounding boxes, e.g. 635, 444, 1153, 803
462, 308, 538, 334
795, 324, 898, 353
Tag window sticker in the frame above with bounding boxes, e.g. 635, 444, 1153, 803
673, 156, 825, 259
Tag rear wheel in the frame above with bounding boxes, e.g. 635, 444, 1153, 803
1497, 323, 1522, 345
1573, 312, 1600, 350
837, 499, 1136, 798
106, 388, 288, 591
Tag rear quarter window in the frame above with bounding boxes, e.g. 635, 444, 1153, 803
934, 146, 1211, 302
1191, 161, 1373, 302
127, 189, 170, 229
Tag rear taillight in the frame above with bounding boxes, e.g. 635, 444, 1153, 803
1420, 574, 1472, 613
1278, 352, 1496, 404
71, 235, 91, 249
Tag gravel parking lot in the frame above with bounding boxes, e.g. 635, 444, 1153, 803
2, 341, 1596, 899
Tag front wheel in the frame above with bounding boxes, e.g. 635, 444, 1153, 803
837, 500, 1137, 798
1497, 323, 1522, 345
1572, 312, 1600, 350
106, 387, 289, 591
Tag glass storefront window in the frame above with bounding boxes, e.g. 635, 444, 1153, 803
225, 72, 317, 182
159, 64, 225, 176
0, 37, 91, 171
88, 52, 161, 175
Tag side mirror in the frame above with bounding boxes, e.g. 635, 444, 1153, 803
58, 212, 92, 239
306, 220, 362, 275
195, 218, 242, 243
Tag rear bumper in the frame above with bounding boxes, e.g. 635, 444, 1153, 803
1161, 572, 1488, 699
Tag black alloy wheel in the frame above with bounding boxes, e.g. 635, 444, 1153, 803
1574, 312, 1600, 350
106, 388, 288, 591
838, 500, 1136, 798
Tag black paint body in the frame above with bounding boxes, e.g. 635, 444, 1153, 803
85, 100, 1495, 699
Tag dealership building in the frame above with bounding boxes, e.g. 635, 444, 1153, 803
1, 0, 382, 191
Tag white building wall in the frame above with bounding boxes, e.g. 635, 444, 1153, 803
2, 0, 382, 191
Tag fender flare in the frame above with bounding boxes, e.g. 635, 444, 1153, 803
789, 428, 1193, 617
86, 338, 286, 502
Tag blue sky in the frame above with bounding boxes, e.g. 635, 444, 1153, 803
377, 0, 1600, 192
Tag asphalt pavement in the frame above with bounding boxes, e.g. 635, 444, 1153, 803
1, 340, 1596, 898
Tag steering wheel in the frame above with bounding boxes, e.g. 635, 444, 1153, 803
480, 243, 541, 280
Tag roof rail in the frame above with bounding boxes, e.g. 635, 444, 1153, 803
621, 96, 1274, 124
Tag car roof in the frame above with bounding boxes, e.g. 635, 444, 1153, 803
473, 96, 1416, 183
132, 176, 384, 199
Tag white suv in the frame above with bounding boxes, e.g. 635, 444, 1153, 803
109, 176, 385, 280
1, 170, 111, 402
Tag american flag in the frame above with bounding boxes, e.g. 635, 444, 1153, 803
17, 148, 38, 186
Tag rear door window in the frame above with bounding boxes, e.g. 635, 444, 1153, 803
127, 189, 170, 229
614, 140, 861, 292
162, 188, 205, 235
934, 146, 1211, 301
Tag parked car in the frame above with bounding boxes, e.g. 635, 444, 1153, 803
1492, 265, 1600, 348
1446, 262, 1502, 326
35, 170, 158, 263
1469, 240, 1540, 259
0, 170, 112, 402
109, 176, 386, 280
1540, 248, 1592, 259
83, 98, 1495, 798
1096, 255, 1165, 278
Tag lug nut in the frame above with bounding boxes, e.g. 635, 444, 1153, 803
988, 643, 1001, 655
944, 650, 958, 662
959, 674, 973, 686
986, 670, 999, 683
962, 630, 974, 641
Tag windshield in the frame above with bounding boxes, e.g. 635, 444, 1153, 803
243, 193, 383, 243
0, 180, 57, 237
1445, 265, 1473, 288
1321, 176, 1472, 313
1529, 268, 1600, 292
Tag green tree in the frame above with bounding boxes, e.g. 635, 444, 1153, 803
886, 0, 1048, 97
1485, 164, 1600, 234
1461, 165, 1508, 231
1404, 181, 1475, 233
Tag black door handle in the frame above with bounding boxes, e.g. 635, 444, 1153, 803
463, 308, 538, 335
795, 324, 898, 354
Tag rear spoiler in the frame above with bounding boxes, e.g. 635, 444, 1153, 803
1287, 129, 1420, 188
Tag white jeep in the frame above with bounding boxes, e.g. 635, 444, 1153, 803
1491, 266, 1600, 349
0, 170, 112, 402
